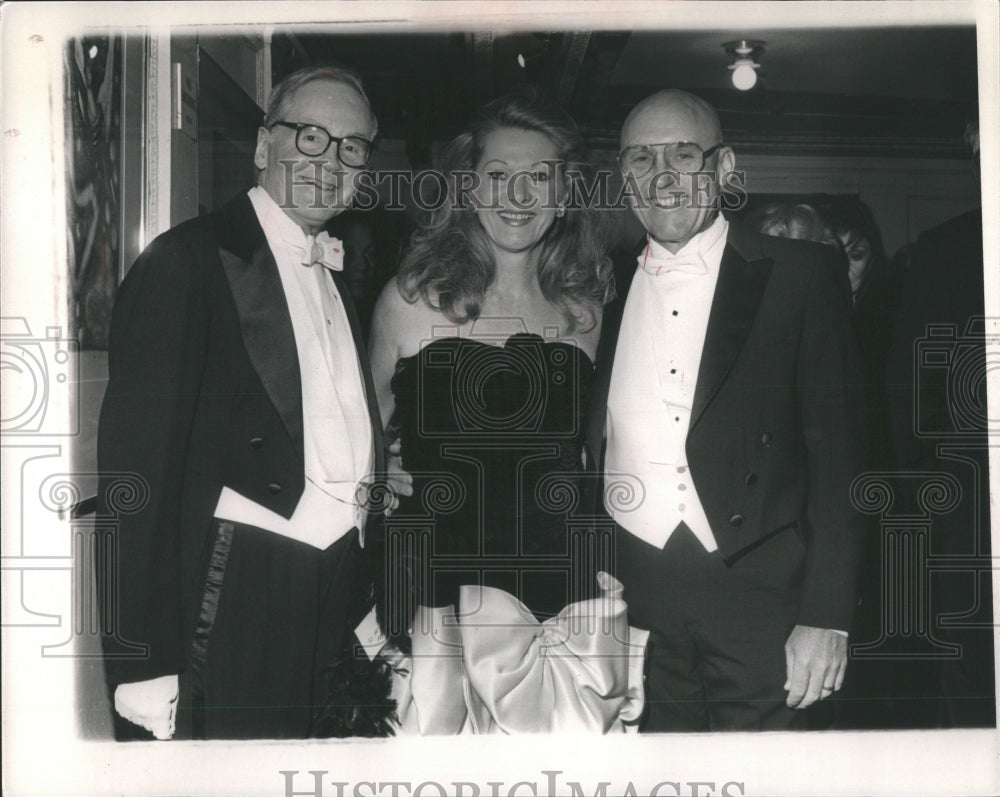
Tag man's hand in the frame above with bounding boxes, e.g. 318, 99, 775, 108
114, 674, 179, 739
783, 625, 847, 709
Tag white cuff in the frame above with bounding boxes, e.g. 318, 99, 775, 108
114, 674, 179, 740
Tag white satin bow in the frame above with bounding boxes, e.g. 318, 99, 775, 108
392, 572, 649, 735
304, 231, 344, 271
638, 239, 707, 276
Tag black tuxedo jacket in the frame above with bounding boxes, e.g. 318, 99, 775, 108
97, 194, 385, 686
587, 220, 866, 631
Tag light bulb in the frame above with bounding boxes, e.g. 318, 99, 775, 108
732, 63, 757, 91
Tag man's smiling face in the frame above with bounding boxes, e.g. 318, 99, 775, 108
254, 78, 375, 234
620, 90, 734, 253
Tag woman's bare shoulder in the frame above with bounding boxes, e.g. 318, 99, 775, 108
373, 276, 456, 358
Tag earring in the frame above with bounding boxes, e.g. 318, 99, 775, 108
556, 205, 566, 218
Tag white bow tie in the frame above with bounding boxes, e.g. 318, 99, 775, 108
638, 240, 707, 276
302, 231, 344, 271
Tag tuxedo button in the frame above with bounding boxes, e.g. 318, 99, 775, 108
249, 437, 264, 449
761, 432, 772, 446
267, 482, 283, 494
729, 513, 743, 527
744, 472, 757, 486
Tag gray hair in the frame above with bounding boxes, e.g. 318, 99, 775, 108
264, 64, 377, 137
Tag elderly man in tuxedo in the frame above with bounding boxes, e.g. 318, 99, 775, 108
97, 65, 384, 740
588, 89, 866, 731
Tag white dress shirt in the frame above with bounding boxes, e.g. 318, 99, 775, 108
213, 186, 373, 549
605, 214, 729, 551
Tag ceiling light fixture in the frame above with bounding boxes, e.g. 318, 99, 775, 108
723, 40, 764, 91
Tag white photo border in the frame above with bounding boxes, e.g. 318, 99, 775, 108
2, 2, 998, 796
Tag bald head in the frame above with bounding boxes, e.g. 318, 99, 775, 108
621, 89, 722, 151
619, 90, 734, 253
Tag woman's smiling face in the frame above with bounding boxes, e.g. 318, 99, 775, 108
473, 127, 563, 260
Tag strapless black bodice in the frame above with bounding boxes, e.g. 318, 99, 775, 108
388, 333, 594, 619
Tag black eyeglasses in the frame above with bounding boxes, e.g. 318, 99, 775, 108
618, 142, 724, 177
271, 121, 373, 168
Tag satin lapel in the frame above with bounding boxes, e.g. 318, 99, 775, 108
219, 239, 305, 457
330, 270, 384, 474
689, 236, 772, 431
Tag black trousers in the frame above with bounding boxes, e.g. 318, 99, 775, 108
616, 522, 809, 732
176, 519, 361, 740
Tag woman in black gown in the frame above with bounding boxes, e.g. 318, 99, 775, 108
368, 90, 646, 733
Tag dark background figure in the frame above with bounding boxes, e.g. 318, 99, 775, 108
823, 197, 901, 444
331, 206, 414, 341
819, 196, 908, 728
883, 122, 994, 729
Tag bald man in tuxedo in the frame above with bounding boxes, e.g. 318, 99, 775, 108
588, 90, 866, 731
